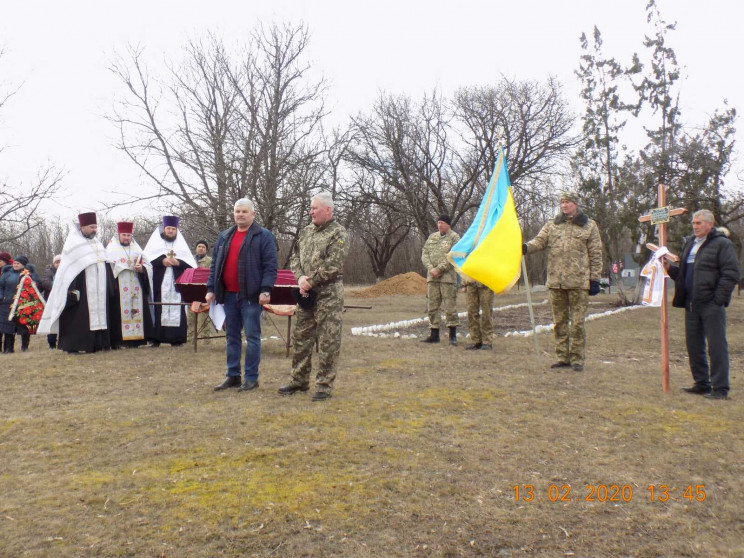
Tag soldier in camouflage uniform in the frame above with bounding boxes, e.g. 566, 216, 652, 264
421, 214, 461, 345
524, 191, 603, 371
463, 277, 494, 350
278, 191, 349, 401
188, 240, 218, 342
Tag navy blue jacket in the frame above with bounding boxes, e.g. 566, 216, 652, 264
206, 223, 278, 304
0, 265, 41, 305
668, 229, 740, 308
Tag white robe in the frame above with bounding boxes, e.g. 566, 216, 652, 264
106, 236, 154, 340
143, 228, 196, 327
38, 226, 108, 335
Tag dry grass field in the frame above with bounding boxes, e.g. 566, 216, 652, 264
1, 288, 742, 557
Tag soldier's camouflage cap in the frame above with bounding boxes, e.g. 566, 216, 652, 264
559, 191, 580, 204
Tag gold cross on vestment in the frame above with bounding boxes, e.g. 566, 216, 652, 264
638, 184, 687, 393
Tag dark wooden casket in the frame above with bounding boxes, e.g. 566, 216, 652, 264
175, 268, 298, 304
175, 267, 211, 303
270, 269, 298, 305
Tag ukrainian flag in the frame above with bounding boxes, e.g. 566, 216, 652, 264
448, 147, 522, 294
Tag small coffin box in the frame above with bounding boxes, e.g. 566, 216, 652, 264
175, 268, 299, 305
271, 269, 298, 305
175, 267, 210, 303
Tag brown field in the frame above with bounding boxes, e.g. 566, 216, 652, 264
1, 289, 743, 557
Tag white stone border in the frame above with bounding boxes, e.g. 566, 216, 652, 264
350, 300, 550, 338
503, 304, 643, 337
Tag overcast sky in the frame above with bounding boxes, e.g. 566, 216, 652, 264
1, 0, 742, 221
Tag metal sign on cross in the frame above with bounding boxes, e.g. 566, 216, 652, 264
638, 184, 687, 393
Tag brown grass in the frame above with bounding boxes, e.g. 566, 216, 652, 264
1, 289, 742, 557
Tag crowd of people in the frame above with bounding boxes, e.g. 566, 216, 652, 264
2, 191, 739, 402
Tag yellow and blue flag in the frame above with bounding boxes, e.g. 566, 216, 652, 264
448, 147, 522, 294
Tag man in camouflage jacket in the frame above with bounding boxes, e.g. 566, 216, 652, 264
279, 191, 349, 402
524, 192, 603, 371
421, 214, 461, 345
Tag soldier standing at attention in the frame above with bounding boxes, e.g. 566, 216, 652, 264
421, 214, 461, 345
523, 192, 603, 371
278, 191, 349, 402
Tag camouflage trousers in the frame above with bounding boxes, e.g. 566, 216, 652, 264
290, 282, 344, 393
549, 288, 589, 365
427, 281, 459, 328
466, 284, 494, 344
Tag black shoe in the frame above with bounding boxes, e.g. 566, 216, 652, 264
420, 329, 440, 343
465, 343, 483, 350
572, 363, 584, 372
214, 376, 242, 391
703, 391, 728, 400
312, 391, 332, 402
171, 342, 184, 347
21, 347, 28, 353
682, 384, 712, 395
48, 345, 56, 350
149, 342, 160, 348
550, 362, 571, 369
480, 344, 492, 350
278, 383, 310, 395
239, 380, 259, 391
448, 327, 458, 346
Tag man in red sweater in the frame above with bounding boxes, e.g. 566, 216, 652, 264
206, 199, 277, 391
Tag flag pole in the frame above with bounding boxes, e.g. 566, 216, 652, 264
520, 256, 540, 362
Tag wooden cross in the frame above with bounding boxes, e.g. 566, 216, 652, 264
638, 184, 687, 393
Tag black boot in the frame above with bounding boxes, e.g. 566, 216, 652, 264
448, 327, 457, 346
3, 334, 15, 354
420, 328, 440, 343
21, 334, 29, 352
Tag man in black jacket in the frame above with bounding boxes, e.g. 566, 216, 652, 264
665, 210, 740, 400
206, 198, 277, 392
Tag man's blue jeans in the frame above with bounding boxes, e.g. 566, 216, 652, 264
223, 292, 262, 381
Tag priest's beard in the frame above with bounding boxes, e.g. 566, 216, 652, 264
160, 232, 177, 241
119, 240, 131, 246
83, 231, 97, 239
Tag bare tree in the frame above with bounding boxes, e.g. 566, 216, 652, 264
453, 76, 578, 220
345, 169, 412, 281
348, 91, 481, 238
0, 50, 64, 245
108, 23, 328, 246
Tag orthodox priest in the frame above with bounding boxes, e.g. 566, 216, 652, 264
106, 221, 154, 348
37, 212, 115, 353
143, 216, 196, 346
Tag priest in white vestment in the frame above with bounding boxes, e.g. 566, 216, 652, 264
106, 221, 155, 348
143, 216, 196, 346
38, 212, 114, 353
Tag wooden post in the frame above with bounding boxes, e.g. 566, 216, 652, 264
638, 184, 687, 393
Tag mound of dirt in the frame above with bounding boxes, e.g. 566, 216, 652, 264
352, 272, 428, 298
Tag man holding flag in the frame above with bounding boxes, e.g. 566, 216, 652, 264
523, 191, 603, 372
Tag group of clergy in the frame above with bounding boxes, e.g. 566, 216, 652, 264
38, 213, 197, 354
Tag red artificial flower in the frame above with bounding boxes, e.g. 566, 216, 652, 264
18, 317, 27, 325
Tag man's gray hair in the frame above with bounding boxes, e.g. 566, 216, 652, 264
234, 198, 255, 211
312, 191, 334, 210
693, 209, 715, 223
